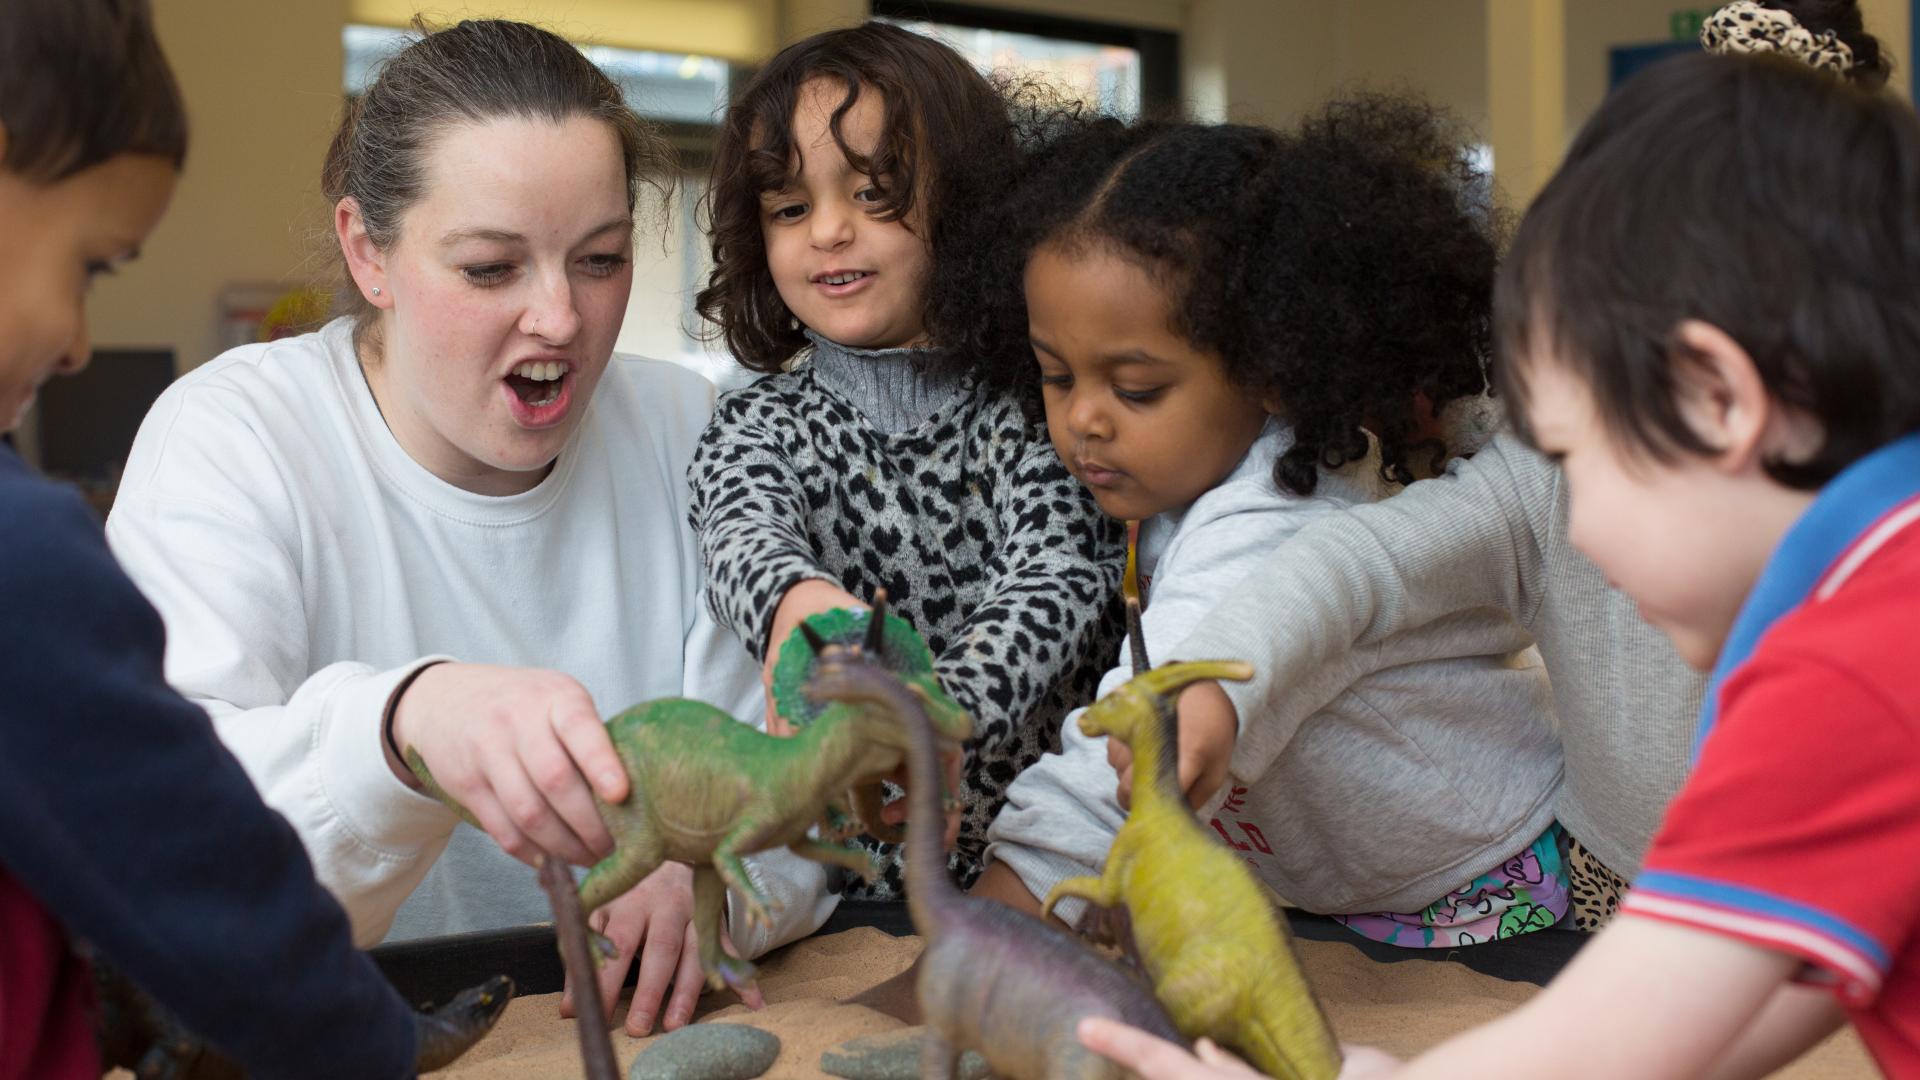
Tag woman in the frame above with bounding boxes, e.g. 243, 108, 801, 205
104, 18, 827, 1037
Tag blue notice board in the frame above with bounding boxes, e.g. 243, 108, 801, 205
1609, 40, 1702, 90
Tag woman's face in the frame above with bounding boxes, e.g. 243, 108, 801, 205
348, 115, 634, 495
0, 152, 175, 433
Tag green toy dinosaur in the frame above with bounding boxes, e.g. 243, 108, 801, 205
1041, 655, 1342, 1080
769, 603, 951, 843
405, 596, 973, 992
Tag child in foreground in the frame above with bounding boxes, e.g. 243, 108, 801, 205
1084, 51, 1920, 1079
0, 1, 459, 1075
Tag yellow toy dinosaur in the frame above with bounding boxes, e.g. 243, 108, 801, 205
1041, 652, 1342, 1080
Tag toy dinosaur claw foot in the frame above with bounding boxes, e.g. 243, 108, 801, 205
706, 953, 761, 994
413, 973, 515, 1073
739, 895, 778, 934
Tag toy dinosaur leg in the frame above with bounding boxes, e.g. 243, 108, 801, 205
788, 836, 879, 882
851, 781, 904, 844
692, 865, 760, 993
920, 1029, 961, 1080
712, 817, 783, 932
575, 800, 665, 915
820, 796, 859, 843
1040, 872, 1120, 923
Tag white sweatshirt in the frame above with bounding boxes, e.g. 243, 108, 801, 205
987, 421, 1563, 920
106, 318, 833, 952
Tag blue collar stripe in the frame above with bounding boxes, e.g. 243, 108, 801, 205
1694, 433, 1920, 758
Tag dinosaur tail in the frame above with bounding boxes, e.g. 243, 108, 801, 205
802, 662, 960, 933
1241, 967, 1344, 1080
1242, 1007, 1342, 1080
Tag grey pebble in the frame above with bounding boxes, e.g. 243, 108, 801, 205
628, 1023, 781, 1080
820, 1029, 991, 1080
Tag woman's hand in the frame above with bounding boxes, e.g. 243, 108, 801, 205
559, 862, 765, 1035
387, 662, 629, 867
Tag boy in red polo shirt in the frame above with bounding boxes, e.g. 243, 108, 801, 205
1078, 50, 1920, 1080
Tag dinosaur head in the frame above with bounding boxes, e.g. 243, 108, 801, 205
1077, 660, 1254, 744
800, 591, 973, 748
772, 590, 946, 726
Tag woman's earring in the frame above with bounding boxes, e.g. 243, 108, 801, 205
371, 286, 382, 297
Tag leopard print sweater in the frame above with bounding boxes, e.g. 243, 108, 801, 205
688, 335, 1125, 898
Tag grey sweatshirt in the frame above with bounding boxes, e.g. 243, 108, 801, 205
987, 422, 1564, 920
1172, 433, 1704, 880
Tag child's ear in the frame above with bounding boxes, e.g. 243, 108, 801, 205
334, 196, 391, 310
1670, 319, 1771, 474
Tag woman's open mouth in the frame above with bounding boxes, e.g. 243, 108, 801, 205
502, 359, 574, 428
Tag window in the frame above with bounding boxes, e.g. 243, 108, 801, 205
344, 25, 729, 123
874, 1, 1178, 118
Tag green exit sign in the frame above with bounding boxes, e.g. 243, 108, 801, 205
1671, 8, 1712, 41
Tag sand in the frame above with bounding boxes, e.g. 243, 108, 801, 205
436, 927, 1877, 1078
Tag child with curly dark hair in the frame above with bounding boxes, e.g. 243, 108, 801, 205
974, 98, 1572, 950
686, 22, 1123, 899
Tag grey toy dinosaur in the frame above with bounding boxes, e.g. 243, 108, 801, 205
803, 657, 1187, 1080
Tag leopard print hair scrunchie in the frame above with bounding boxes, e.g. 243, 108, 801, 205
1700, 1, 1856, 78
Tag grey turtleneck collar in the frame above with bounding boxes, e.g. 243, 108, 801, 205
801, 330, 966, 435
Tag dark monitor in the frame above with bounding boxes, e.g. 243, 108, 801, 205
34, 348, 175, 487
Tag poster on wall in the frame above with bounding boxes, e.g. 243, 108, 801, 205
217, 282, 332, 353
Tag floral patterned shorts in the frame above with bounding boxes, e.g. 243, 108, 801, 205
1331, 824, 1571, 948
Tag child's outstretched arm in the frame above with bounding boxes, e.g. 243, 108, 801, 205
1168, 434, 1556, 780
929, 429, 1124, 752
987, 465, 1340, 922
1082, 917, 1832, 1080
687, 389, 857, 670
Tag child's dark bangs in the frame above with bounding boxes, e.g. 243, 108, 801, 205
826, 76, 920, 225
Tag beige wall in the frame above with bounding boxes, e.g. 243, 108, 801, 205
1571, 0, 1908, 135
1181, 0, 1487, 132
88, 0, 349, 370
79, 0, 1915, 374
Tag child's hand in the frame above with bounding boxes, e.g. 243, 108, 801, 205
1335, 1045, 1404, 1079
1077, 1020, 1264, 1080
876, 743, 966, 848
386, 662, 629, 867
1109, 680, 1238, 811
762, 580, 865, 735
